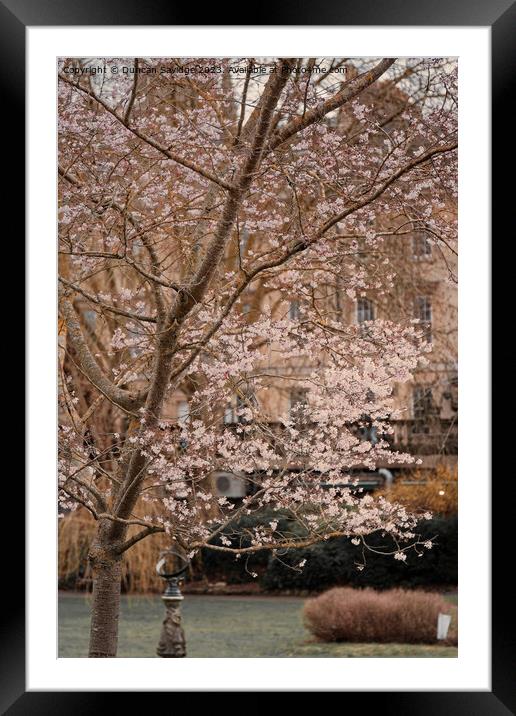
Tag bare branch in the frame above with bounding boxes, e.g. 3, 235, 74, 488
123, 58, 139, 125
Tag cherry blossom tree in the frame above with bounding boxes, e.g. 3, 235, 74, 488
58, 57, 457, 657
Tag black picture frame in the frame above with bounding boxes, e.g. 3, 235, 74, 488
5, 0, 511, 710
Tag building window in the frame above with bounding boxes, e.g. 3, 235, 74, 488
240, 227, 250, 254
224, 392, 255, 425
415, 296, 432, 342
224, 403, 237, 424
289, 299, 301, 321
132, 238, 144, 257
412, 232, 432, 259
176, 400, 189, 426
358, 414, 379, 445
83, 310, 96, 328
289, 388, 308, 425
357, 297, 375, 324
412, 386, 436, 432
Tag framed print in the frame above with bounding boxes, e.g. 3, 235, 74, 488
4, 0, 511, 709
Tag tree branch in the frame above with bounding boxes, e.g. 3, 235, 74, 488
269, 58, 396, 149
59, 73, 233, 191
59, 277, 157, 323
117, 525, 166, 554
59, 292, 147, 412
123, 58, 139, 125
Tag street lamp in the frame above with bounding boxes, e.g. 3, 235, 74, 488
155, 548, 189, 658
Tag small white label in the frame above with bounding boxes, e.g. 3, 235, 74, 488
437, 612, 452, 640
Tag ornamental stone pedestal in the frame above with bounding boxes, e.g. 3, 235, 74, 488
155, 551, 189, 658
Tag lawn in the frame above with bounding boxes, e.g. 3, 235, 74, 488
59, 592, 458, 658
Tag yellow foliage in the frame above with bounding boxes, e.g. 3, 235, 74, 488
377, 464, 457, 516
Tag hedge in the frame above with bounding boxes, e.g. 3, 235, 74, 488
199, 508, 299, 583
262, 515, 457, 591
200, 514, 457, 591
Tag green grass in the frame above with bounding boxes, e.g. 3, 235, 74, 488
59, 592, 458, 658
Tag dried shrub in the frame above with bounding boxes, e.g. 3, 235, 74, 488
59, 503, 173, 593
303, 587, 457, 644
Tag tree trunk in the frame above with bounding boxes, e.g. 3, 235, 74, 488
88, 549, 122, 658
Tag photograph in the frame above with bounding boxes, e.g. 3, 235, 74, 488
57, 56, 459, 660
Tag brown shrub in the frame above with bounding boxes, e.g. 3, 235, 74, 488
303, 587, 457, 645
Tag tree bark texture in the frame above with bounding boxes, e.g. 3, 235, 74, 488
88, 551, 122, 658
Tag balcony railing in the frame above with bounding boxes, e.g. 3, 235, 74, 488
222, 417, 458, 458
387, 418, 458, 456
